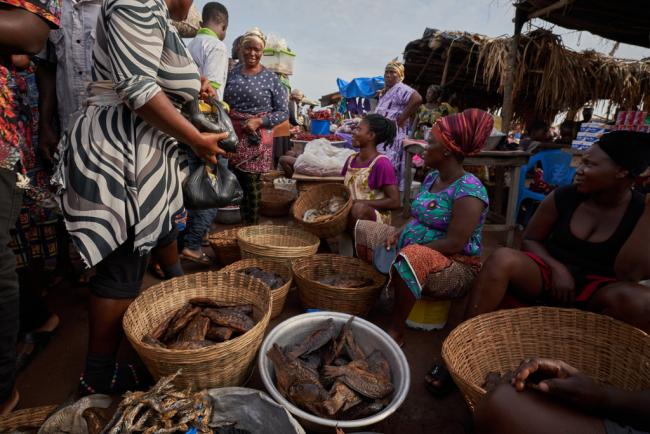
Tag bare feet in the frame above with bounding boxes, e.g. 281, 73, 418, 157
0, 388, 19, 416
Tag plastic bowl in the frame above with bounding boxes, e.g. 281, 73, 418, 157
258, 312, 410, 432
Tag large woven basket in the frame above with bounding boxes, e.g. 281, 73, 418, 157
123, 271, 271, 390
237, 225, 319, 265
292, 254, 386, 316
260, 187, 295, 218
0, 405, 57, 432
442, 307, 650, 411
208, 228, 242, 266
221, 258, 293, 319
292, 183, 352, 239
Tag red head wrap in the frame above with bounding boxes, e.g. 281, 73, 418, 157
431, 109, 494, 157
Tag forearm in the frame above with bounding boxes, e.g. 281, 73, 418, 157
602, 388, 650, 431
37, 61, 57, 128
614, 209, 650, 281
135, 92, 202, 146
0, 10, 50, 55
399, 93, 423, 124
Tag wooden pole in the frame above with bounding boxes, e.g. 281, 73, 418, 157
501, 8, 526, 133
527, 0, 575, 19
440, 45, 454, 87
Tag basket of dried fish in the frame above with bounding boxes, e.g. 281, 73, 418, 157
258, 312, 410, 432
221, 258, 293, 319
293, 254, 386, 316
260, 187, 296, 218
208, 227, 242, 266
237, 225, 320, 265
123, 271, 272, 390
292, 183, 352, 239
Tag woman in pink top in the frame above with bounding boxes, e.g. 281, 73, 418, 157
342, 114, 401, 225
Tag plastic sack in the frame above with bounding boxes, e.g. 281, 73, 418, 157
182, 157, 243, 210
182, 98, 238, 153
294, 138, 355, 177
207, 387, 305, 433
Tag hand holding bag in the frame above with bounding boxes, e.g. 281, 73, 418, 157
182, 98, 239, 152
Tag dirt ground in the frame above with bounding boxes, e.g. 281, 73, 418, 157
14, 216, 512, 434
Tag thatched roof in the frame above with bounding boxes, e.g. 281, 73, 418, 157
403, 28, 650, 122
515, 0, 650, 48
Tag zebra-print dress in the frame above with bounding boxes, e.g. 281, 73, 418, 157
53, 0, 200, 267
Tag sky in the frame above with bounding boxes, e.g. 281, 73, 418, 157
196, 0, 650, 102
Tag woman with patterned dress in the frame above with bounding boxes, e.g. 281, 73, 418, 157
54, 0, 226, 394
0, 0, 60, 414
412, 84, 442, 139
355, 109, 494, 347
224, 28, 289, 224
374, 60, 422, 190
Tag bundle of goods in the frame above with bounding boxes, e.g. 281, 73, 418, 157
222, 258, 293, 319
237, 225, 320, 265
141, 297, 257, 349
292, 254, 385, 316
310, 111, 333, 121
123, 272, 271, 389
292, 184, 351, 238
571, 122, 611, 151
260, 33, 295, 75
442, 306, 650, 410
267, 318, 394, 420
614, 111, 650, 132
273, 177, 298, 195
293, 139, 355, 178
208, 228, 242, 266
336, 118, 361, 135
293, 132, 345, 142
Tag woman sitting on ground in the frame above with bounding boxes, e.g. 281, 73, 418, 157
465, 131, 650, 332
355, 109, 493, 346
476, 358, 650, 434
344, 114, 401, 225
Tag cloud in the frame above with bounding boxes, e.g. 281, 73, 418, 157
198, 0, 649, 101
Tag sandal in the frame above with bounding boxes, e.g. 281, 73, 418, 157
180, 250, 213, 266
424, 363, 454, 398
16, 330, 55, 372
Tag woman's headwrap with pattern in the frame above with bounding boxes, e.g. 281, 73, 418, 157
241, 27, 266, 49
431, 109, 494, 157
385, 60, 405, 82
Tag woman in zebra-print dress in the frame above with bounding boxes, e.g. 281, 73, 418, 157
53, 0, 226, 393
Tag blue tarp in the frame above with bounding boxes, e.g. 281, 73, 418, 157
336, 76, 384, 98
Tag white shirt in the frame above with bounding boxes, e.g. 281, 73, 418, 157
45, 0, 102, 131
186, 31, 229, 100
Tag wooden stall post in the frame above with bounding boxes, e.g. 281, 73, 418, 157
501, 8, 527, 133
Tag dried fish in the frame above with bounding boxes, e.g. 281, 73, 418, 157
288, 383, 327, 416
162, 304, 202, 342
203, 308, 255, 333
240, 267, 286, 290
39, 395, 112, 434
340, 399, 386, 420
366, 350, 391, 383
318, 275, 373, 288
175, 315, 210, 343
189, 298, 253, 315
287, 319, 336, 359
322, 381, 362, 416
206, 325, 233, 342
323, 360, 394, 399
142, 334, 165, 348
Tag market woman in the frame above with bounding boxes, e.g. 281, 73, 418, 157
465, 131, 650, 331
355, 109, 493, 346
0, 0, 60, 414
412, 84, 442, 139
374, 60, 422, 190
54, 0, 226, 394
224, 28, 289, 224
343, 113, 401, 225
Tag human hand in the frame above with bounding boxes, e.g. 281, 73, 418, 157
549, 263, 575, 304
191, 132, 228, 164
385, 231, 400, 250
244, 117, 263, 133
512, 358, 606, 411
39, 123, 59, 164
199, 76, 216, 101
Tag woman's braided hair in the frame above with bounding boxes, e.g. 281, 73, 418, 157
364, 113, 397, 146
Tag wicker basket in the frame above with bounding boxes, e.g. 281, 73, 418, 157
442, 307, 650, 411
208, 228, 242, 266
292, 183, 352, 239
221, 258, 292, 319
237, 225, 319, 265
260, 188, 295, 218
0, 404, 57, 431
292, 254, 386, 316
123, 271, 272, 390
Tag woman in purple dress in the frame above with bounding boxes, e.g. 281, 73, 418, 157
374, 60, 422, 190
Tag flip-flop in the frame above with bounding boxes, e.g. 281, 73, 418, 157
180, 251, 213, 266
16, 330, 54, 372
424, 363, 454, 398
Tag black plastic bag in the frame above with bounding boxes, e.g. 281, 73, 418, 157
182, 98, 239, 152
183, 157, 243, 210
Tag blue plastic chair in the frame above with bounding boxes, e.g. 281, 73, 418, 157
516, 150, 576, 221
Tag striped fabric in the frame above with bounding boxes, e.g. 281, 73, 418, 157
432, 108, 494, 157
53, 0, 200, 267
